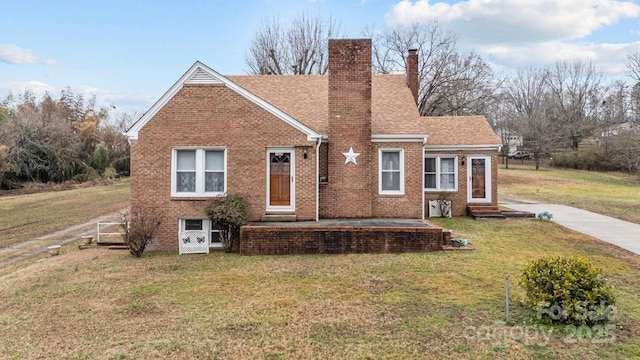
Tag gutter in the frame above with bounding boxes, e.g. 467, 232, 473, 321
422, 136, 427, 220
315, 137, 322, 221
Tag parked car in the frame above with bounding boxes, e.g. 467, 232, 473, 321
509, 150, 530, 159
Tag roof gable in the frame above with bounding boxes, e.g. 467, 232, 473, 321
125, 61, 321, 141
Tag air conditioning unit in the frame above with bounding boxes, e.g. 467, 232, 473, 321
428, 200, 452, 218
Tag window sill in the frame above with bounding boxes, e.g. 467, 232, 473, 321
379, 192, 404, 196
171, 196, 210, 201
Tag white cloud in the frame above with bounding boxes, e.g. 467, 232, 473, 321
0, 44, 56, 65
386, 0, 640, 44
482, 41, 640, 75
76, 85, 156, 111
0, 81, 56, 99
384, 0, 640, 77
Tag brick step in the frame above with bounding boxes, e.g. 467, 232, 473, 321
467, 205, 505, 219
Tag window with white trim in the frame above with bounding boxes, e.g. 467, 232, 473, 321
379, 149, 404, 194
424, 156, 457, 191
179, 218, 222, 248
172, 148, 226, 197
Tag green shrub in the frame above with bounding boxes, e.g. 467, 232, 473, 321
86, 166, 101, 181
103, 166, 117, 179
205, 193, 249, 253
71, 173, 88, 183
520, 256, 616, 325
92, 144, 110, 173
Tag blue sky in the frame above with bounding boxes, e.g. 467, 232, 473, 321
2, 0, 640, 115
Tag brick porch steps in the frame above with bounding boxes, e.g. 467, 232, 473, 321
467, 205, 506, 219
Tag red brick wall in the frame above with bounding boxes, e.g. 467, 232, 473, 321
371, 142, 423, 218
322, 39, 373, 218
406, 49, 419, 106
240, 225, 449, 255
130, 84, 318, 251
423, 150, 499, 217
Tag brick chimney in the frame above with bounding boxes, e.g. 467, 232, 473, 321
407, 49, 419, 106
324, 39, 372, 218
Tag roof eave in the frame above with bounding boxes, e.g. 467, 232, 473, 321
125, 61, 321, 141
425, 144, 501, 151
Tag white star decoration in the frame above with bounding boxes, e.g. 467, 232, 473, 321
342, 147, 360, 165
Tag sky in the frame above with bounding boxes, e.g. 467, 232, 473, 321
2, 0, 640, 116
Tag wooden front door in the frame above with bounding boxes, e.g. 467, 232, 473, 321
269, 152, 291, 206
467, 156, 492, 203
468, 156, 491, 202
471, 158, 486, 199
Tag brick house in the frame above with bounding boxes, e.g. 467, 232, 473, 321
125, 39, 501, 253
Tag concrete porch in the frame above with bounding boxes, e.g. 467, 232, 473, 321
240, 219, 451, 255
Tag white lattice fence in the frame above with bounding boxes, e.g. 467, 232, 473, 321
179, 230, 209, 254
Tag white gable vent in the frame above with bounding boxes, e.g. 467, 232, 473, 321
186, 68, 222, 84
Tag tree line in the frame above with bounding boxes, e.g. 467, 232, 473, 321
246, 14, 640, 173
0, 88, 131, 189
3, 14, 639, 191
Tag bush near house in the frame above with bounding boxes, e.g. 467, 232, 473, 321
205, 193, 249, 253
121, 207, 163, 257
520, 256, 616, 326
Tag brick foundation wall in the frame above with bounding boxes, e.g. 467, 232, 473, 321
240, 225, 449, 255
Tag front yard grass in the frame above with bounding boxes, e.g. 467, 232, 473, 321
499, 164, 640, 224
0, 178, 130, 249
2, 217, 640, 359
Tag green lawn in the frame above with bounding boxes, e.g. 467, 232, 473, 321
1, 171, 640, 359
0, 178, 130, 249
499, 164, 640, 224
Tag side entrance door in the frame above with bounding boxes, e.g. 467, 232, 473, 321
266, 148, 295, 212
467, 156, 491, 203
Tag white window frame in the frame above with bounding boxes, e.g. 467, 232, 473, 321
265, 147, 296, 212
424, 155, 458, 191
178, 218, 223, 251
467, 155, 492, 203
171, 147, 227, 197
378, 148, 405, 195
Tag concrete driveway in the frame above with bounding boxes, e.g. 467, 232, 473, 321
501, 198, 640, 255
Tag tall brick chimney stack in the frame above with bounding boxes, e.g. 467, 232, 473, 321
326, 39, 373, 218
407, 49, 419, 106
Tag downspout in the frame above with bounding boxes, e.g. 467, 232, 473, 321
422, 137, 427, 220
315, 137, 322, 221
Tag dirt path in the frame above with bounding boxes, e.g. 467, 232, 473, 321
0, 208, 128, 270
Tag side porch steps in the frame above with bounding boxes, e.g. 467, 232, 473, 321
467, 205, 505, 219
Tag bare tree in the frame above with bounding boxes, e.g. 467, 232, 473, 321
503, 67, 552, 170
245, 13, 342, 75
366, 22, 497, 116
609, 129, 640, 173
626, 49, 640, 83
599, 80, 631, 155
547, 60, 602, 154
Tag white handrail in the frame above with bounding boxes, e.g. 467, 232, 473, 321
97, 222, 124, 243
